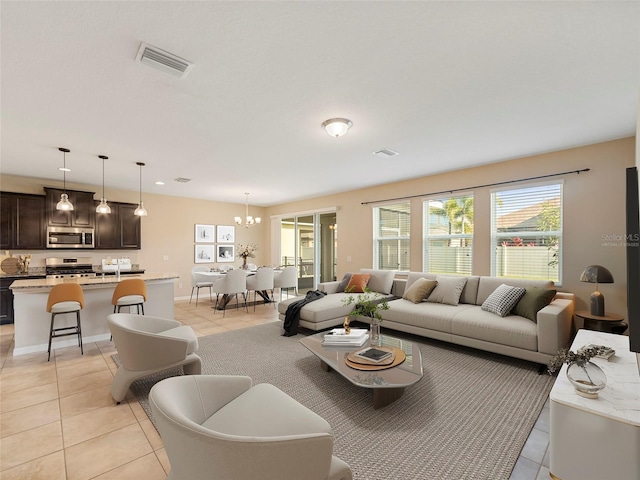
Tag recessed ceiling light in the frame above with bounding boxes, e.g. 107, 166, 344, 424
155, 181, 165, 185
58, 167, 71, 172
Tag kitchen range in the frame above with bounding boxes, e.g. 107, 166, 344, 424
45, 257, 95, 279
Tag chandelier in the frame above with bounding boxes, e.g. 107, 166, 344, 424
234, 193, 261, 228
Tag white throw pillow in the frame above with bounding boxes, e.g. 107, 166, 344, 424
481, 284, 527, 317
426, 276, 468, 306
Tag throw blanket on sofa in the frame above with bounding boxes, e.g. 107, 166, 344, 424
282, 290, 327, 336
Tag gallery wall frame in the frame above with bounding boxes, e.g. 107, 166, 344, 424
195, 224, 215, 243
195, 245, 215, 263
217, 244, 235, 263
217, 225, 235, 243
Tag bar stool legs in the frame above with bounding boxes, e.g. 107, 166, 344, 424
48, 310, 83, 361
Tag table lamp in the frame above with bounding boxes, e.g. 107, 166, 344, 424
579, 265, 614, 316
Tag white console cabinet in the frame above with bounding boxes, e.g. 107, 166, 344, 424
549, 330, 640, 480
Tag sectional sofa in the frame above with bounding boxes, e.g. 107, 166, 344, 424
277, 269, 574, 364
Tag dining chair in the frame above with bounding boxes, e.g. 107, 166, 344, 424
212, 269, 248, 316
190, 266, 214, 307
46, 283, 85, 361
245, 267, 275, 311
274, 266, 298, 301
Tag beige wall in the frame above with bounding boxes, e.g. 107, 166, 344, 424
1, 136, 635, 314
265, 137, 636, 317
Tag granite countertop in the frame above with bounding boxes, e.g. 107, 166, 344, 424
0, 273, 46, 279
10, 272, 180, 291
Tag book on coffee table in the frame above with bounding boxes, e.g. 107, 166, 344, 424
323, 329, 369, 346
354, 347, 393, 363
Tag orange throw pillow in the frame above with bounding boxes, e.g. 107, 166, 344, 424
345, 273, 371, 293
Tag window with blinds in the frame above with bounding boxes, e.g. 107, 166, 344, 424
423, 194, 474, 275
491, 182, 562, 283
373, 202, 410, 271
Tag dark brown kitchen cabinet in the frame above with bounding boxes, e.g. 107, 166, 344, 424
0, 277, 15, 324
95, 201, 141, 249
0, 193, 46, 250
45, 188, 95, 228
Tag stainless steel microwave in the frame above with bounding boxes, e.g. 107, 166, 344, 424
46, 226, 95, 249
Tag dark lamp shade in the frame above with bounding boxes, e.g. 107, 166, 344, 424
579, 265, 614, 284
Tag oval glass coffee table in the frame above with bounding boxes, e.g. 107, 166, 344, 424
300, 331, 424, 409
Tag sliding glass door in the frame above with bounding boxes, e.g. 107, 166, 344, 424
279, 212, 337, 294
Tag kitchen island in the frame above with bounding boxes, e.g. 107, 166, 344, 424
10, 273, 179, 356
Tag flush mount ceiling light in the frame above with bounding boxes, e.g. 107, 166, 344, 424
56, 147, 74, 211
322, 118, 353, 137
96, 155, 111, 214
134, 162, 148, 216
234, 193, 261, 228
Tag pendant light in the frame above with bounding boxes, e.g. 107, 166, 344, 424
96, 155, 111, 214
234, 192, 261, 228
56, 147, 74, 211
134, 162, 148, 216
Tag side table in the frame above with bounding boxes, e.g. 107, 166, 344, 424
549, 330, 640, 480
574, 309, 627, 334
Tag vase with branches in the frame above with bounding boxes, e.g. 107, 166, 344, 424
548, 345, 610, 398
342, 287, 390, 345
236, 244, 257, 269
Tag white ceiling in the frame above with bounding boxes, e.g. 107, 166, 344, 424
1, 1, 638, 207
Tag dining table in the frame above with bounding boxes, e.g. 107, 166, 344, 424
198, 270, 281, 310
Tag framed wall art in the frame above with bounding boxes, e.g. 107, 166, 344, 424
195, 245, 215, 263
195, 224, 215, 243
217, 225, 235, 243
216, 244, 235, 262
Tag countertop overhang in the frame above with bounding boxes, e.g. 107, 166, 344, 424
10, 273, 179, 291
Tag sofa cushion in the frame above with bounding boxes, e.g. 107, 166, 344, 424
476, 277, 553, 305
481, 284, 526, 317
513, 287, 557, 322
278, 292, 394, 323
427, 276, 468, 306
405, 272, 437, 291
359, 269, 395, 294
452, 306, 538, 351
402, 278, 438, 303
336, 273, 353, 293
406, 273, 479, 305
345, 273, 371, 293
381, 299, 474, 333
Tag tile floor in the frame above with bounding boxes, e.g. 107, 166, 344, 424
1, 298, 552, 479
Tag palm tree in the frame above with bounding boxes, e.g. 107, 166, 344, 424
429, 196, 474, 246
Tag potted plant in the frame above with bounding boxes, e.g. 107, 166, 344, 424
548, 345, 611, 398
342, 287, 390, 345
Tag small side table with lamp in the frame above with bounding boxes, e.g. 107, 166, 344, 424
578, 265, 627, 333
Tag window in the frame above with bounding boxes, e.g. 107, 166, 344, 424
491, 182, 562, 283
373, 202, 410, 271
423, 194, 474, 275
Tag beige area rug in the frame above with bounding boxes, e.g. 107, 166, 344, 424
114, 322, 555, 480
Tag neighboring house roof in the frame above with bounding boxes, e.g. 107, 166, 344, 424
496, 197, 561, 232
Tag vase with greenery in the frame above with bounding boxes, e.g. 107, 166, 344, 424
342, 287, 390, 345
548, 345, 610, 398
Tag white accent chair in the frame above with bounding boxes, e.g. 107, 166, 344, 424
274, 266, 298, 301
212, 269, 248, 316
107, 313, 201, 403
245, 267, 275, 311
149, 375, 353, 480
190, 266, 213, 307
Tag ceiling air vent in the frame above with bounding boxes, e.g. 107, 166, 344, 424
373, 149, 399, 157
174, 177, 191, 183
135, 43, 193, 78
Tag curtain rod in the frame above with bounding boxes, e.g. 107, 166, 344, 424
361, 168, 590, 205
